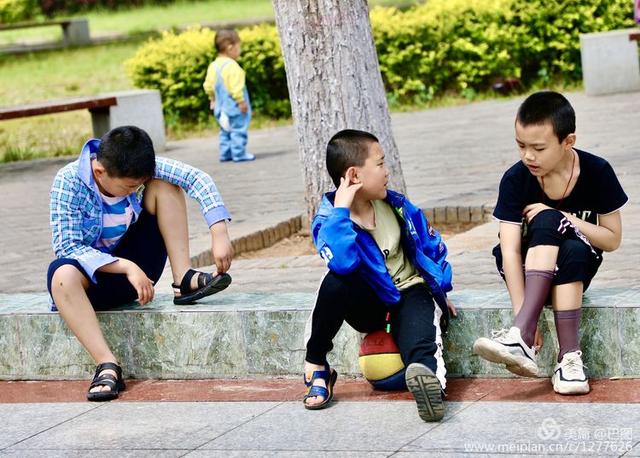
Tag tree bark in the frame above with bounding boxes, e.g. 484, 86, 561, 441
272, 0, 406, 223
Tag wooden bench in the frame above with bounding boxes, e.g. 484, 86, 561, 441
0, 90, 166, 152
0, 18, 90, 47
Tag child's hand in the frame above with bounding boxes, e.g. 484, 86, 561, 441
334, 170, 363, 209
446, 297, 458, 318
238, 101, 248, 113
126, 263, 155, 305
211, 221, 233, 274
523, 203, 553, 223
534, 326, 544, 351
209, 100, 215, 110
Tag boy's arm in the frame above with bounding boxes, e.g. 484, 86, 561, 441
50, 172, 118, 282
499, 222, 525, 313
313, 207, 361, 275
223, 63, 246, 103
561, 210, 621, 252
154, 157, 231, 228
523, 204, 622, 252
203, 62, 216, 101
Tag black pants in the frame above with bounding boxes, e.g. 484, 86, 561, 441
47, 210, 168, 310
493, 209, 602, 290
305, 271, 445, 385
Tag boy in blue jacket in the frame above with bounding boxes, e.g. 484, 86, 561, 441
303, 129, 456, 422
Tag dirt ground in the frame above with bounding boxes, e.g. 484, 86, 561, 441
237, 221, 481, 259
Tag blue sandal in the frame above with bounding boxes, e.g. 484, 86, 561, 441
303, 365, 338, 410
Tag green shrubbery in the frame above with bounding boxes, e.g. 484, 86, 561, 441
126, 0, 635, 125
0, 0, 37, 23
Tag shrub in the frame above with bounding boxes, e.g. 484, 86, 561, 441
126, 24, 289, 126
0, 0, 36, 23
126, 0, 636, 124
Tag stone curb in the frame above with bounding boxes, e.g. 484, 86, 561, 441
191, 205, 495, 267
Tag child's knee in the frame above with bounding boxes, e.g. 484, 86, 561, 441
51, 264, 87, 296
528, 209, 564, 233
143, 179, 183, 211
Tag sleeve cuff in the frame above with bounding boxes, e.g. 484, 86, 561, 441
205, 206, 232, 227
332, 207, 351, 218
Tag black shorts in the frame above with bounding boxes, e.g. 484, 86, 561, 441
493, 210, 602, 291
47, 210, 167, 310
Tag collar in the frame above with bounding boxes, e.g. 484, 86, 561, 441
77, 138, 101, 188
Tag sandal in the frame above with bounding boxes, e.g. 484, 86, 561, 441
303, 365, 338, 410
173, 269, 232, 305
87, 362, 126, 402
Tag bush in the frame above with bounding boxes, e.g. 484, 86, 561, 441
126, 24, 289, 126
126, 0, 635, 124
0, 0, 36, 23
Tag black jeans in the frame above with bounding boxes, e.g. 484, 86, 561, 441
305, 271, 445, 382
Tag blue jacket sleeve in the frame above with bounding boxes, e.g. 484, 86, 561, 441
408, 201, 453, 293
311, 207, 361, 275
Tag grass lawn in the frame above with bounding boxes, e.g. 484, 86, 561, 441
0, 0, 423, 163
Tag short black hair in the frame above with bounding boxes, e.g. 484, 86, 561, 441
516, 91, 576, 142
97, 126, 156, 179
326, 129, 379, 188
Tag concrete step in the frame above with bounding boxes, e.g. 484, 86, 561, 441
1, 287, 638, 380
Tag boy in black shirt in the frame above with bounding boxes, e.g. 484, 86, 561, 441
473, 91, 627, 395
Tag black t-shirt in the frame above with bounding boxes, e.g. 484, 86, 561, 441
494, 149, 628, 227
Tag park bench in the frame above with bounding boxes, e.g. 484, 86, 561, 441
0, 90, 166, 152
0, 18, 90, 47
580, 28, 640, 96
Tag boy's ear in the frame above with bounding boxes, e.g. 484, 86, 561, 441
564, 133, 576, 149
344, 166, 359, 183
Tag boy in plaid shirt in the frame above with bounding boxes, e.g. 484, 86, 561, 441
48, 126, 233, 401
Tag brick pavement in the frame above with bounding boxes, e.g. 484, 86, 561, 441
0, 91, 637, 294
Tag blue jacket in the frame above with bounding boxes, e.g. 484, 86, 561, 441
312, 190, 453, 321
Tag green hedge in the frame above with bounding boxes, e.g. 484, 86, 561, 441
126, 0, 635, 125
38, 0, 175, 17
0, 0, 36, 23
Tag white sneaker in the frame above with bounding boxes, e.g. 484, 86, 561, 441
473, 327, 538, 377
552, 350, 590, 395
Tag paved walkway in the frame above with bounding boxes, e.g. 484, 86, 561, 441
2, 378, 640, 456
1, 91, 640, 456
1, 91, 638, 294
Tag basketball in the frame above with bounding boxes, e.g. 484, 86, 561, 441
358, 330, 406, 390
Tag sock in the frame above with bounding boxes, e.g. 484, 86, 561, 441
554, 308, 582, 362
513, 269, 555, 346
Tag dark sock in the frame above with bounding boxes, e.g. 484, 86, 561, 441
554, 308, 582, 362
513, 269, 555, 346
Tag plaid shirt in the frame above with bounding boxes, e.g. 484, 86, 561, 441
50, 139, 230, 283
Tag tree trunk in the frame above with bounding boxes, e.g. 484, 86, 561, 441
272, 0, 406, 223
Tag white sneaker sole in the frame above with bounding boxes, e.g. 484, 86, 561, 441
473, 337, 538, 378
405, 363, 445, 422
552, 378, 590, 395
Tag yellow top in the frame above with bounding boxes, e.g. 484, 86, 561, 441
203, 56, 246, 102
366, 199, 424, 291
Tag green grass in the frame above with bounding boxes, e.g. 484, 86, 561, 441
0, 41, 139, 162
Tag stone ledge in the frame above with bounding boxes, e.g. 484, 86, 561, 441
198, 206, 495, 268
1, 287, 638, 381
